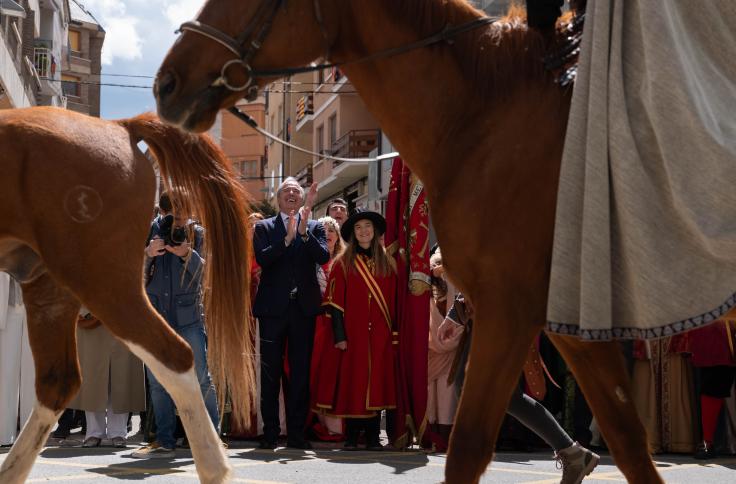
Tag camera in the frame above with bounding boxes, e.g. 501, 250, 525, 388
158, 214, 188, 247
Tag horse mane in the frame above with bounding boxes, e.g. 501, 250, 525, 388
383, 0, 557, 103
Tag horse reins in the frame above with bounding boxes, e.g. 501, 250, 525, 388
178, 0, 286, 96
177, 0, 498, 97
178, 0, 498, 163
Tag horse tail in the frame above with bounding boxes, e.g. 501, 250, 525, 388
119, 112, 255, 427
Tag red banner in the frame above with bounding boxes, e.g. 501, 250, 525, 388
385, 157, 431, 448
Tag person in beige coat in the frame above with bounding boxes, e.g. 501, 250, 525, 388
68, 308, 146, 448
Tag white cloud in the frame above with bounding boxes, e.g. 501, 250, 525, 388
100, 16, 143, 64
73, 0, 207, 118
76, 0, 202, 65
162, 0, 203, 29
75, 0, 143, 64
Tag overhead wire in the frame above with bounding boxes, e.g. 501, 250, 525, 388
40, 77, 359, 93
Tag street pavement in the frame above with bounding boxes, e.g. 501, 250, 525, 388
2, 435, 736, 483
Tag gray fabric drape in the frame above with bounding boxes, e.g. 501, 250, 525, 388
547, 0, 736, 340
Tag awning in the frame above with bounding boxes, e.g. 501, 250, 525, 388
1, 0, 26, 18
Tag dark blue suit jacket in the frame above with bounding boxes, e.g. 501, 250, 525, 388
253, 215, 330, 318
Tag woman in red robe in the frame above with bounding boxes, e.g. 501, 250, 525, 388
308, 216, 345, 441
312, 209, 398, 450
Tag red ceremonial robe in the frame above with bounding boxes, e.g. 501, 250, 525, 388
385, 157, 431, 447
312, 256, 398, 417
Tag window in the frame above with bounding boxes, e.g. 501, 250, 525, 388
316, 125, 324, 155
328, 114, 337, 148
317, 68, 324, 86
241, 160, 258, 178
61, 74, 79, 97
68, 30, 81, 53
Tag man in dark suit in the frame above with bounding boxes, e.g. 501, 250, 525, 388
253, 177, 329, 449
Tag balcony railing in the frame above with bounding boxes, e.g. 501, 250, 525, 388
34, 47, 53, 78
295, 163, 313, 186
23, 55, 41, 88
329, 129, 380, 166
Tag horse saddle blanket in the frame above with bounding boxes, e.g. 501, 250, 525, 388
547, 0, 736, 340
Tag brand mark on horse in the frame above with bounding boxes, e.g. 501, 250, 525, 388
64, 186, 103, 223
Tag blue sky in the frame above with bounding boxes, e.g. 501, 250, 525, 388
80, 0, 201, 119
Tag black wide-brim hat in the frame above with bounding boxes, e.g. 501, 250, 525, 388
340, 208, 387, 241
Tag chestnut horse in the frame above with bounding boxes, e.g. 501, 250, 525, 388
0, 107, 254, 484
154, 0, 665, 482
154, 0, 661, 484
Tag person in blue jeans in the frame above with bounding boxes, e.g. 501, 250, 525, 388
132, 191, 219, 459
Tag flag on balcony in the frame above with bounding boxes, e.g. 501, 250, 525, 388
384, 157, 431, 448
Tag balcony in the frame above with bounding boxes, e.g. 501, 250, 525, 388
330, 129, 379, 160
34, 47, 53, 78
295, 163, 313, 187
23, 56, 41, 89
295, 94, 314, 131
313, 130, 380, 203
34, 41, 61, 96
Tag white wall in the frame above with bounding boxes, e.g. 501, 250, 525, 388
0, 40, 33, 107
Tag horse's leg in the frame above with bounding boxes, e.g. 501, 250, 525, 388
445, 304, 542, 484
546, 334, 664, 483
84, 283, 230, 484
0, 272, 80, 484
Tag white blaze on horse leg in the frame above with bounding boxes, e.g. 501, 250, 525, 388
125, 341, 231, 484
0, 404, 59, 484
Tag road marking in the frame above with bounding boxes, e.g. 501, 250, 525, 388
26, 472, 132, 482
21, 457, 291, 484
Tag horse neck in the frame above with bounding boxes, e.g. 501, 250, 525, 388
332, 0, 547, 190
329, 1, 470, 183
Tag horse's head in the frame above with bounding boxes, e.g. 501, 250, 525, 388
155, 0, 335, 132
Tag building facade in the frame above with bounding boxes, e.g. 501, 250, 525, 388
63, 0, 103, 116
296, 68, 384, 216
262, 72, 315, 205
33, 0, 69, 107
1, 0, 46, 108
210, 96, 268, 203
0, 0, 72, 109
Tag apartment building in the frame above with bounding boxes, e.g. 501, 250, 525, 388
1, 0, 39, 108
62, 0, 103, 116
209, 96, 268, 203
298, 67, 386, 216
0, 0, 70, 109
262, 72, 315, 204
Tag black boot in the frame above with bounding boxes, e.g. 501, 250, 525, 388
695, 441, 717, 460
52, 409, 74, 439
365, 415, 383, 451
344, 419, 360, 451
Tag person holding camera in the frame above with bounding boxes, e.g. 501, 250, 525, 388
132, 191, 219, 459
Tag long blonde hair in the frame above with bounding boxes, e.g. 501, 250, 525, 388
318, 216, 343, 259
338, 229, 396, 277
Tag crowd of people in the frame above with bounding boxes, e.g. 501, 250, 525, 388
1, 177, 735, 482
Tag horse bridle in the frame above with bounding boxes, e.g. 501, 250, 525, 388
177, 0, 496, 98
178, 0, 330, 97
